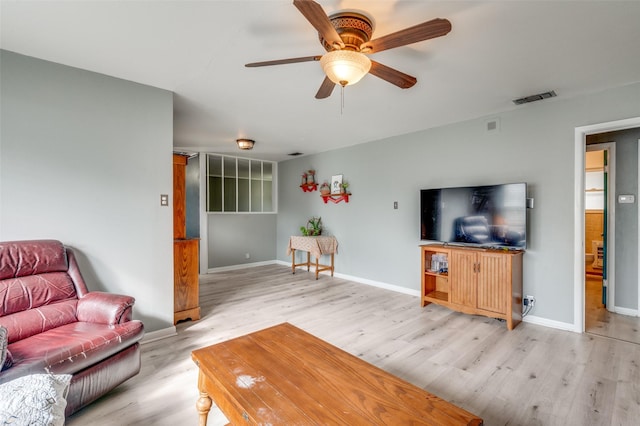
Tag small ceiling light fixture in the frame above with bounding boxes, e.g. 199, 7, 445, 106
236, 138, 255, 150
320, 50, 372, 87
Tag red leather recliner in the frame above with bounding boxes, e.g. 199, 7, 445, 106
0, 239, 145, 415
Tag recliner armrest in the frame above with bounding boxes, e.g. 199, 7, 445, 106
76, 292, 135, 325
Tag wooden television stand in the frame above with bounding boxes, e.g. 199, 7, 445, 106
420, 244, 524, 330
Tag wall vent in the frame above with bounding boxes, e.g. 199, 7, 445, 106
512, 90, 557, 105
486, 118, 500, 132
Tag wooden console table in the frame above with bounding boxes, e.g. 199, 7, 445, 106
191, 322, 483, 425
421, 244, 523, 330
286, 235, 338, 279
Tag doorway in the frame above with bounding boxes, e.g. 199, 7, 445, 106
573, 118, 640, 341
583, 144, 617, 338
584, 146, 612, 305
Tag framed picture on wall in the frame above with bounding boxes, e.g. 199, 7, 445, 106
331, 175, 343, 195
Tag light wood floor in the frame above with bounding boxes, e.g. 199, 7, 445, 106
67, 265, 640, 425
585, 274, 640, 345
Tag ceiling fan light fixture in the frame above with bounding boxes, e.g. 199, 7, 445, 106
320, 50, 371, 86
236, 138, 255, 150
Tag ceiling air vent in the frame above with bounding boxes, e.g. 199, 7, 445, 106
288, 152, 304, 156
512, 90, 557, 105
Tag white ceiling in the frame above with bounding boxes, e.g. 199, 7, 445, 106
2, 1, 640, 162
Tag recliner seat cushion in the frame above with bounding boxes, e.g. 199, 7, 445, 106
1, 272, 77, 316
1, 269, 79, 342
1, 320, 144, 382
1, 300, 78, 344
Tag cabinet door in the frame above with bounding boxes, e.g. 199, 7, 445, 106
450, 250, 477, 307
174, 239, 199, 312
477, 252, 509, 314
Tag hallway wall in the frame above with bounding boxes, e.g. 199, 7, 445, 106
585, 210, 604, 259
587, 128, 640, 311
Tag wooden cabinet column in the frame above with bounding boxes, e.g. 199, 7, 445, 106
173, 154, 200, 324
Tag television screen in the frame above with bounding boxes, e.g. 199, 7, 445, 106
420, 183, 527, 249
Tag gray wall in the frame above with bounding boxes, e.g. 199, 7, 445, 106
589, 129, 640, 309
0, 50, 174, 332
208, 214, 276, 268
277, 82, 640, 326
614, 129, 639, 309
588, 128, 639, 309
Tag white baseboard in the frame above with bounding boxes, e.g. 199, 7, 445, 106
333, 272, 420, 297
274, 260, 419, 296
525, 307, 638, 333
141, 326, 177, 344
522, 315, 579, 332
614, 306, 639, 317
208, 260, 277, 273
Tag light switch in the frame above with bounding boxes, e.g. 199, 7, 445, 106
618, 195, 635, 204
160, 194, 169, 206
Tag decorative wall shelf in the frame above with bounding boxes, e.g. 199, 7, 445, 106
300, 183, 318, 192
321, 193, 350, 204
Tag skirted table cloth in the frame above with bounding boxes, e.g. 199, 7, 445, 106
286, 236, 338, 279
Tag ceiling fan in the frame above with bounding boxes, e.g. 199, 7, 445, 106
245, 0, 452, 99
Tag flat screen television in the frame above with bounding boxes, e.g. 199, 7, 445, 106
420, 183, 527, 249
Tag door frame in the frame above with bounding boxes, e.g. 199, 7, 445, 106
585, 143, 615, 311
574, 117, 640, 332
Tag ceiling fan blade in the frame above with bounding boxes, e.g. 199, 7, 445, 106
315, 76, 336, 99
293, 0, 343, 49
245, 55, 321, 67
361, 18, 451, 54
369, 61, 417, 89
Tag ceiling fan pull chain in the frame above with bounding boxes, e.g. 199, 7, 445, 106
341, 85, 344, 115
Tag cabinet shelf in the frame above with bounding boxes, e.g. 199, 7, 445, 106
424, 290, 449, 303
424, 271, 448, 278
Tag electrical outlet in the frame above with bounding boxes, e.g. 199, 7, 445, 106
245, 253, 250, 259
393, 201, 398, 209
524, 295, 535, 307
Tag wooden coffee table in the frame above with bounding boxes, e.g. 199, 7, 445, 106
191, 322, 482, 425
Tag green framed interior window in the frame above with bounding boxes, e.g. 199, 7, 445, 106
206, 154, 276, 213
